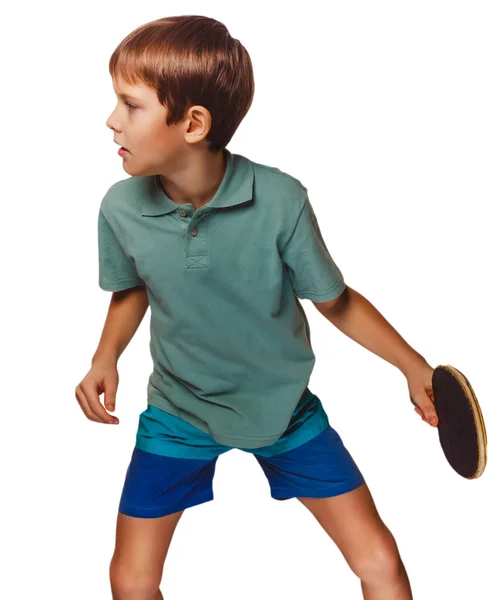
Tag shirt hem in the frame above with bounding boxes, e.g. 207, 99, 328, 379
146, 398, 286, 447
253, 415, 330, 457
295, 279, 346, 301
208, 429, 286, 449
146, 391, 323, 450
99, 279, 144, 292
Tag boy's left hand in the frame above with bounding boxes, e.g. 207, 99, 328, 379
406, 362, 439, 427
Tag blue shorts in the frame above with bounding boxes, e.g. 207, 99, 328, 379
118, 388, 365, 518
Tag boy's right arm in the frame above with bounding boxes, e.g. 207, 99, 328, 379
92, 285, 149, 365
75, 285, 149, 424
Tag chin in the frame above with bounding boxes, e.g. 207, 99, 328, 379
122, 162, 139, 176
124, 162, 153, 177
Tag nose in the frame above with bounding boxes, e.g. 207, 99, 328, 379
106, 107, 122, 132
106, 114, 116, 130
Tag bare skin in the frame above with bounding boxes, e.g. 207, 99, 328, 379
298, 482, 413, 599
106, 74, 227, 212
109, 509, 184, 600
109, 480, 411, 600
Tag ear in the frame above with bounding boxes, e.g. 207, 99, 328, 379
184, 105, 212, 144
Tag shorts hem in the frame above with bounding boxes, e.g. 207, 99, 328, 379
118, 490, 214, 519
270, 476, 366, 500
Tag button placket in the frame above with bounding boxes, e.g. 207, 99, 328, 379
185, 210, 209, 269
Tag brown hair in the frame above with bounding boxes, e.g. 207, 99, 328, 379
108, 15, 255, 153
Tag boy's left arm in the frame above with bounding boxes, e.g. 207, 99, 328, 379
313, 285, 439, 427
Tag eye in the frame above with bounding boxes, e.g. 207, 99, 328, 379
125, 101, 138, 111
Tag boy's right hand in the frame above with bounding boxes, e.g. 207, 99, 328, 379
75, 359, 120, 424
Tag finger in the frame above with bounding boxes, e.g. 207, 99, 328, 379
75, 384, 105, 423
80, 380, 118, 424
417, 394, 438, 426
415, 405, 438, 427
426, 410, 438, 426
414, 406, 427, 422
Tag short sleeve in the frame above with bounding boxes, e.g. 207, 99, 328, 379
280, 195, 346, 302
98, 209, 144, 292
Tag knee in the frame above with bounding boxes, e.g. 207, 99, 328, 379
350, 531, 403, 584
109, 558, 161, 600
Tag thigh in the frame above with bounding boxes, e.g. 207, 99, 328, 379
110, 445, 219, 588
297, 482, 396, 573
111, 508, 184, 585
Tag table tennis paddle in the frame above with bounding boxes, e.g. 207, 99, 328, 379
410, 364, 487, 479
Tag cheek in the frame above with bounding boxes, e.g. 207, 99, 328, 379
141, 124, 169, 151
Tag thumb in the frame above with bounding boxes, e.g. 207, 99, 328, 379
419, 391, 438, 426
103, 379, 118, 412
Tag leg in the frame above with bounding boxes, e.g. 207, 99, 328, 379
109, 508, 184, 600
298, 482, 412, 600
110, 445, 220, 599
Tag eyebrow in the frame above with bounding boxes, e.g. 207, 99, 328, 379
115, 92, 142, 102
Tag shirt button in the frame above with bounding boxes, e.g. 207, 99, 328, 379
179, 209, 187, 217
190, 227, 198, 236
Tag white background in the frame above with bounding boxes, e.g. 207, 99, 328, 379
1, 1, 495, 598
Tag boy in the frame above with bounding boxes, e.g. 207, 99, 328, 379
75, 14, 439, 600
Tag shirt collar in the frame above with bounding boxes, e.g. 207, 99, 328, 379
142, 149, 254, 216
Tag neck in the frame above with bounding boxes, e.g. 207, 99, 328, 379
158, 148, 227, 211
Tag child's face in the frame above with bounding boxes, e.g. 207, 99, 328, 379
106, 74, 189, 176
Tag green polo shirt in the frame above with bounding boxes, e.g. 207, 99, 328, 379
98, 149, 346, 449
